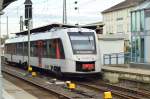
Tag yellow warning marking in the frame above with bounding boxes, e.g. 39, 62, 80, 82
104, 91, 112, 99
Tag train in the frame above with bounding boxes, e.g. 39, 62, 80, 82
4, 24, 101, 77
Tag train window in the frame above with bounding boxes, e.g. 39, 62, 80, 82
24, 42, 28, 56
14, 44, 17, 55
47, 39, 65, 59
49, 39, 56, 58
9, 43, 16, 55
58, 39, 65, 59
16, 43, 23, 55
7, 44, 10, 54
43, 41, 48, 58
68, 32, 96, 54
4, 45, 7, 54
47, 40, 50, 58
33, 41, 37, 57
30, 41, 34, 57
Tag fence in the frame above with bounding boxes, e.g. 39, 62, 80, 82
103, 52, 131, 65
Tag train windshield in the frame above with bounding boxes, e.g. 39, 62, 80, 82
68, 32, 96, 54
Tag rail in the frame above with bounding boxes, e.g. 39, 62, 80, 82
2, 64, 101, 99
78, 82, 150, 99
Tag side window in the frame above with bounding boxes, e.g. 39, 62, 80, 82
33, 41, 37, 57
57, 39, 65, 59
12, 43, 16, 55
18, 43, 23, 55
5, 44, 8, 54
43, 40, 47, 58
48, 39, 65, 59
30, 41, 34, 57
14, 43, 17, 55
24, 42, 28, 56
49, 39, 56, 58
30, 41, 38, 57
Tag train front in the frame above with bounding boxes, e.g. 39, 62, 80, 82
62, 28, 101, 77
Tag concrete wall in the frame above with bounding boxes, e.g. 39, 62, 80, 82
102, 66, 150, 84
103, 7, 135, 40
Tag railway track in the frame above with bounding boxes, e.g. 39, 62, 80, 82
2, 64, 102, 99
3, 73, 59, 99
77, 81, 150, 99
3, 63, 150, 99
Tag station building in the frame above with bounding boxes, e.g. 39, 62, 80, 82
131, 0, 150, 64
102, 0, 145, 52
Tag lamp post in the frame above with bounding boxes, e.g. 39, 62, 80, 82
0, 10, 5, 99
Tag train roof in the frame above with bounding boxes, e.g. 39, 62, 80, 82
6, 28, 95, 44
15, 23, 77, 36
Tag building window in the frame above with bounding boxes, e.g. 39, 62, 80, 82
140, 11, 144, 31
131, 10, 145, 32
117, 24, 123, 33
117, 17, 123, 21
131, 12, 136, 32
145, 9, 150, 31
117, 17, 123, 33
136, 11, 141, 32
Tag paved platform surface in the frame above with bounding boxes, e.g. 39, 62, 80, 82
102, 66, 150, 76
3, 79, 37, 99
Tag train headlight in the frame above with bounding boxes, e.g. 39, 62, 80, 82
82, 64, 94, 70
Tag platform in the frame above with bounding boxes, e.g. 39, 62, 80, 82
102, 65, 150, 83
3, 79, 37, 99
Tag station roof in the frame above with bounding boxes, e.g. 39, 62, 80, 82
2, 0, 16, 9
82, 22, 104, 30
15, 23, 77, 36
102, 0, 145, 13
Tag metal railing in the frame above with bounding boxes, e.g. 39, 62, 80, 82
103, 52, 131, 65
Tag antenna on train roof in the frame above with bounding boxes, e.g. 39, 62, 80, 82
75, 23, 82, 33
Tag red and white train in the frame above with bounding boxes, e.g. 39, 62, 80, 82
4, 24, 101, 77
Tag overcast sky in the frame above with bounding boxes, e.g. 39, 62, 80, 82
1, 0, 124, 36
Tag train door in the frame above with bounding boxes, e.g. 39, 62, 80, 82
37, 41, 43, 67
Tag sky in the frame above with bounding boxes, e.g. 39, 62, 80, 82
1, 0, 125, 37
